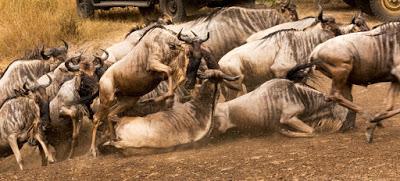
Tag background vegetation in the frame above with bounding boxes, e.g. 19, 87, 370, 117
0, 0, 141, 62
0, 0, 282, 63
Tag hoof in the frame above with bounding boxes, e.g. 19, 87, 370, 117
88, 148, 98, 157
365, 128, 374, 144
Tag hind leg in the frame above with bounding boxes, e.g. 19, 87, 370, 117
366, 82, 400, 143
221, 75, 244, 101
323, 63, 371, 120
89, 78, 116, 157
35, 132, 55, 164
39, 146, 48, 166
279, 103, 315, 138
8, 134, 24, 170
107, 97, 139, 136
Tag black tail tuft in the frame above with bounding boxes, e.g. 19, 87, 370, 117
286, 61, 321, 83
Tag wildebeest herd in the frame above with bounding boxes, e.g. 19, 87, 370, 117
1, 1, 399, 171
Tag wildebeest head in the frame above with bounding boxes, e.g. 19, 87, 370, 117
41, 40, 69, 71
312, 5, 342, 36
279, 0, 298, 21
177, 29, 211, 89
50, 54, 83, 84
350, 12, 370, 32
64, 49, 108, 78
65, 50, 108, 107
20, 75, 52, 109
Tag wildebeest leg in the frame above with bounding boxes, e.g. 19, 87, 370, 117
90, 78, 116, 157
366, 83, 400, 143
107, 97, 139, 136
280, 129, 315, 138
279, 103, 315, 138
38, 146, 48, 166
60, 106, 81, 159
325, 63, 371, 120
69, 116, 81, 159
280, 117, 315, 138
8, 134, 24, 170
35, 132, 56, 164
141, 62, 175, 103
221, 76, 244, 101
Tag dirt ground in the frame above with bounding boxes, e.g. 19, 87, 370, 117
1, 1, 399, 180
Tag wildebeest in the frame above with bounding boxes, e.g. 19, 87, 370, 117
166, 4, 298, 62
219, 7, 370, 100
290, 22, 400, 142
176, 29, 221, 89
102, 70, 238, 151
104, 3, 298, 65
49, 51, 108, 159
0, 75, 55, 170
89, 27, 190, 157
246, 12, 368, 42
0, 41, 69, 106
103, 20, 171, 65
214, 79, 354, 137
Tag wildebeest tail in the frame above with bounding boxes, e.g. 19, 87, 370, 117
286, 61, 321, 83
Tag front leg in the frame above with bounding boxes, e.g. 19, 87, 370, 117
141, 61, 175, 103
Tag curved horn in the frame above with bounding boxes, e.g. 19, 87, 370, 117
177, 28, 185, 41
65, 56, 80, 72
177, 29, 192, 44
40, 74, 53, 88
317, 3, 324, 22
201, 32, 210, 43
95, 49, 108, 69
61, 39, 69, 51
23, 82, 30, 92
191, 30, 198, 37
285, 0, 291, 8
40, 45, 50, 60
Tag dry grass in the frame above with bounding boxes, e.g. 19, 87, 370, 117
0, 0, 144, 65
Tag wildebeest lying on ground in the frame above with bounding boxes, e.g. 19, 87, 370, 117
290, 22, 400, 143
48, 51, 108, 159
0, 75, 55, 170
102, 69, 239, 152
219, 7, 370, 101
214, 79, 354, 137
89, 27, 190, 157
0, 41, 69, 106
103, 3, 298, 64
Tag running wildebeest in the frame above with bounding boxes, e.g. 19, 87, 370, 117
0, 75, 55, 170
49, 51, 108, 159
219, 7, 370, 101
89, 27, 190, 157
290, 22, 400, 143
0, 41, 69, 106
101, 69, 239, 152
103, 3, 298, 64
